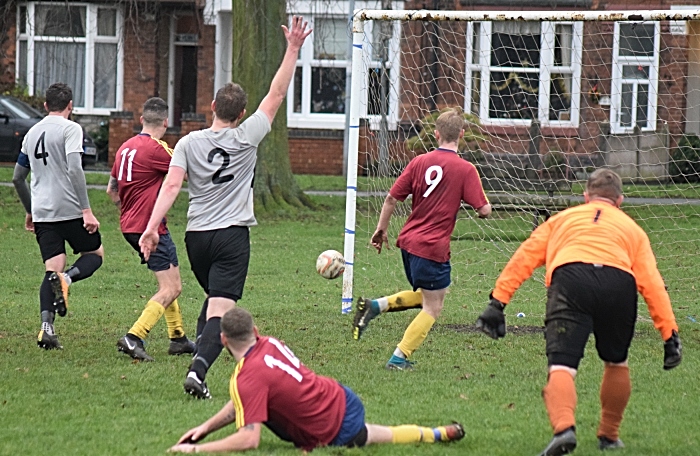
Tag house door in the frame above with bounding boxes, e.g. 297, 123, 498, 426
173, 44, 198, 126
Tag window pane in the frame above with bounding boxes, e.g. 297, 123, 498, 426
619, 23, 655, 57
489, 71, 539, 119
620, 83, 633, 127
34, 42, 85, 107
94, 43, 117, 108
549, 73, 572, 121
293, 66, 302, 113
19, 41, 27, 85
19, 6, 27, 34
314, 18, 347, 60
554, 24, 572, 67
97, 8, 117, 37
372, 21, 392, 61
310, 67, 345, 113
368, 68, 390, 116
637, 84, 649, 128
472, 23, 481, 64
36, 5, 86, 37
622, 65, 649, 79
471, 72, 480, 116
491, 22, 540, 68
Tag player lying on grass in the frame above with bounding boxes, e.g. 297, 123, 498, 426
476, 168, 682, 455
107, 97, 195, 362
353, 107, 491, 370
168, 307, 465, 453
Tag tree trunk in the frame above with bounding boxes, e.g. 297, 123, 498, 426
232, 0, 315, 213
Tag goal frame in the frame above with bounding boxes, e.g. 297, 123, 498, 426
340, 8, 700, 314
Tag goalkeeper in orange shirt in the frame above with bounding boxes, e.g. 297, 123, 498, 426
476, 168, 682, 456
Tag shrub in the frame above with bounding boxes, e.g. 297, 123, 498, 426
404, 108, 484, 156
670, 134, 700, 183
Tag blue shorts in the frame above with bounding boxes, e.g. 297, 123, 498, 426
330, 385, 366, 447
123, 232, 178, 272
401, 250, 451, 291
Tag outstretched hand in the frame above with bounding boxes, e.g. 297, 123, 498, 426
282, 15, 312, 51
476, 296, 506, 339
370, 228, 390, 254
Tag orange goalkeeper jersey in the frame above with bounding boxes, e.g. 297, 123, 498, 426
492, 200, 678, 340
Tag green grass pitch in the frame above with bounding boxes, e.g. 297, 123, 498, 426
0, 178, 698, 456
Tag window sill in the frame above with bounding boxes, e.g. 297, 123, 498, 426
481, 124, 579, 137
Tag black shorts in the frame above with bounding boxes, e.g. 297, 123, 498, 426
34, 218, 102, 262
185, 226, 250, 302
123, 232, 179, 272
545, 262, 638, 369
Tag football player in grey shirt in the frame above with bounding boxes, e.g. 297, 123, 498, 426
140, 16, 311, 399
12, 83, 104, 350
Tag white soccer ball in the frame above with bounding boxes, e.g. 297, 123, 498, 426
316, 250, 345, 280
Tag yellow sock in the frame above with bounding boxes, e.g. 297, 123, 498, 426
397, 310, 435, 357
129, 300, 165, 340
386, 290, 423, 312
390, 425, 438, 443
164, 299, 186, 339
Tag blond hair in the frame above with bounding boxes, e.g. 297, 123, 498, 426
586, 168, 623, 200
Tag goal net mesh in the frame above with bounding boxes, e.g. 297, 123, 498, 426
348, 10, 700, 324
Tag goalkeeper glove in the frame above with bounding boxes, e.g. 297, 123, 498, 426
663, 330, 682, 370
476, 295, 506, 340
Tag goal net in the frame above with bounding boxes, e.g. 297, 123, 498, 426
342, 9, 700, 325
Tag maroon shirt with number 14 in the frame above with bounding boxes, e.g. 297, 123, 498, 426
229, 336, 346, 451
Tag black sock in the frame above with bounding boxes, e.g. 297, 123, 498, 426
66, 254, 103, 282
40, 272, 55, 314
196, 298, 209, 339
190, 317, 222, 380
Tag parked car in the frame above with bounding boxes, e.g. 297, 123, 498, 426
0, 94, 97, 167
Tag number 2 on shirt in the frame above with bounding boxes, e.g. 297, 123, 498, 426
117, 148, 137, 182
423, 165, 443, 197
263, 337, 303, 382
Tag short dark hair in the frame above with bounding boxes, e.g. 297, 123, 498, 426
214, 83, 247, 122
586, 168, 623, 200
221, 307, 255, 343
435, 107, 465, 144
45, 83, 73, 112
142, 97, 168, 126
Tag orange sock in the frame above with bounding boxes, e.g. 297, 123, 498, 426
597, 365, 631, 441
542, 370, 577, 434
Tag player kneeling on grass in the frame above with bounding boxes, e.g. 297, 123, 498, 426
476, 168, 682, 455
353, 107, 491, 370
168, 307, 465, 454
107, 97, 195, 362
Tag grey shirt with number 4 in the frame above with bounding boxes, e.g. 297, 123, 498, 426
20, 116, 84, 222
170, 110, 271, 231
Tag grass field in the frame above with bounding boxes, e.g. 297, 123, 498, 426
0, 174, 698, 456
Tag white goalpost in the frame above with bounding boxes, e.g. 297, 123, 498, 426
342, 9, 700, 317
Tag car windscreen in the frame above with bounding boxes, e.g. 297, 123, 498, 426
0, 98, 43, 120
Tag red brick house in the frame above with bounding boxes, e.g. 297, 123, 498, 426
2, 0, 700, 179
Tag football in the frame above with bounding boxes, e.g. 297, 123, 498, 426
316, 250, 345, 279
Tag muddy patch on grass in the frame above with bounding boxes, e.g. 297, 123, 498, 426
442, 324, 544, 335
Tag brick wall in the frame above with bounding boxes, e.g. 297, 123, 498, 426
108, 112, 135, 164
0, 7, 16, 87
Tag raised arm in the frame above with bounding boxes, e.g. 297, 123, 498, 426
257, 15, 312, 124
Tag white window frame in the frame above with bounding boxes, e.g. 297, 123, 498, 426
610, 21, 660, 134
466, 21, 583, 127
286, 1, 402, 130
16, 2, 124, 115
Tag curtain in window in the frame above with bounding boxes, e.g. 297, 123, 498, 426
34, 42, 85, 106
36, 5, 86, 37
94, 43, 117, 108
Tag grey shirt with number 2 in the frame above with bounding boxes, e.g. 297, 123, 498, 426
170, 110, 271, 232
